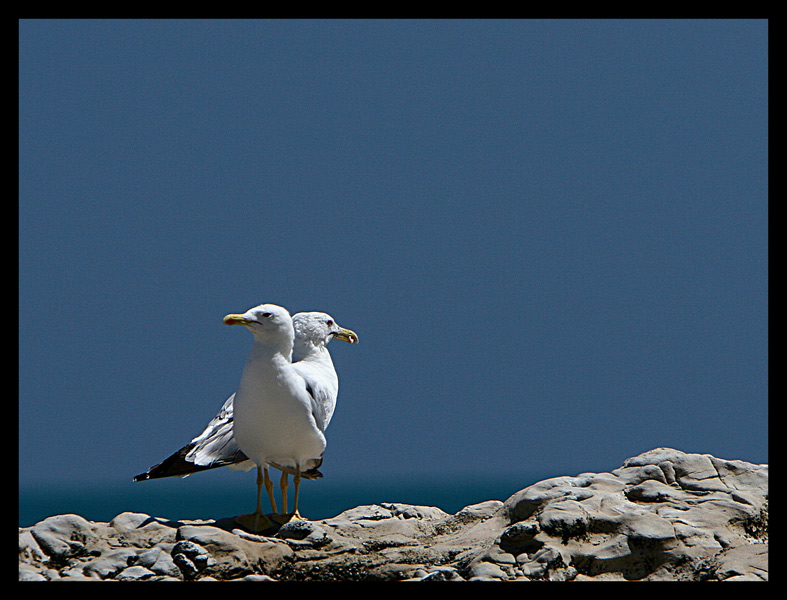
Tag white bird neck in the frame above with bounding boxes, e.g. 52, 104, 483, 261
295, 342, 334, 366
245, 339, 294, 372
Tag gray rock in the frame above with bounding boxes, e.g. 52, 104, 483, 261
135, 546, 181, 578
171, 539, 216, 580
420, 566, 464, 581
172, 552, 200, 580
455, 500, 503, 519
500, 448, 768, 581
81, 548, 138, 579
707, 543, 769, 581
538, 498, 591, 540
116, 565, 156, 581
235, 573, 277, 581
19, 529, 47, 566
624, 479, 691, 503
517, 545, 572, 580
109, 511, 154, 532
19, 565, 48, 581
29, 514, 99, 562
18, 448, 768, 581
500, 521, 542, 555
276, 520, 331, 549
380, 502, 449, 520
467, 559, 508, 580
176, 523, 292, 579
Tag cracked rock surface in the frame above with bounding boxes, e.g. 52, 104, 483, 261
19, 448, 767, 581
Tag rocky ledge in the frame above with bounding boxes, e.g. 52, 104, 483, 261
19, 448, 768, 581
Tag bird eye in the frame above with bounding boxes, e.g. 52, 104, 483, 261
262, 312, 272, 318
326, 319, 334, 327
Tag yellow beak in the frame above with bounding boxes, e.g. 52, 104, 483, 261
223, 314, 252, 326
333, 327, 359, 344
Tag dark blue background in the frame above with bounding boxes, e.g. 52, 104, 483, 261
19, 20, 767, 517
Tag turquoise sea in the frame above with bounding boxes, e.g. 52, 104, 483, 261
19, 472, 549, 528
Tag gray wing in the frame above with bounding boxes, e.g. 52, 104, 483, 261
185, 393, 247, 467
293, 364, 336, 433
300, 373, 328, 433
133, 393, 249, 481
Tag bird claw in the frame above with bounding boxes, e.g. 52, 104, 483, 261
272, 511, 306, 525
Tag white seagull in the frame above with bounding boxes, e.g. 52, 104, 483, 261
134, 306, 357, 531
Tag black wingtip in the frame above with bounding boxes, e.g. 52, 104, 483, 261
133, 443, 199, 482
133, 443, 249, 482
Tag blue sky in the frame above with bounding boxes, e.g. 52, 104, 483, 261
19, 19, 767, 503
